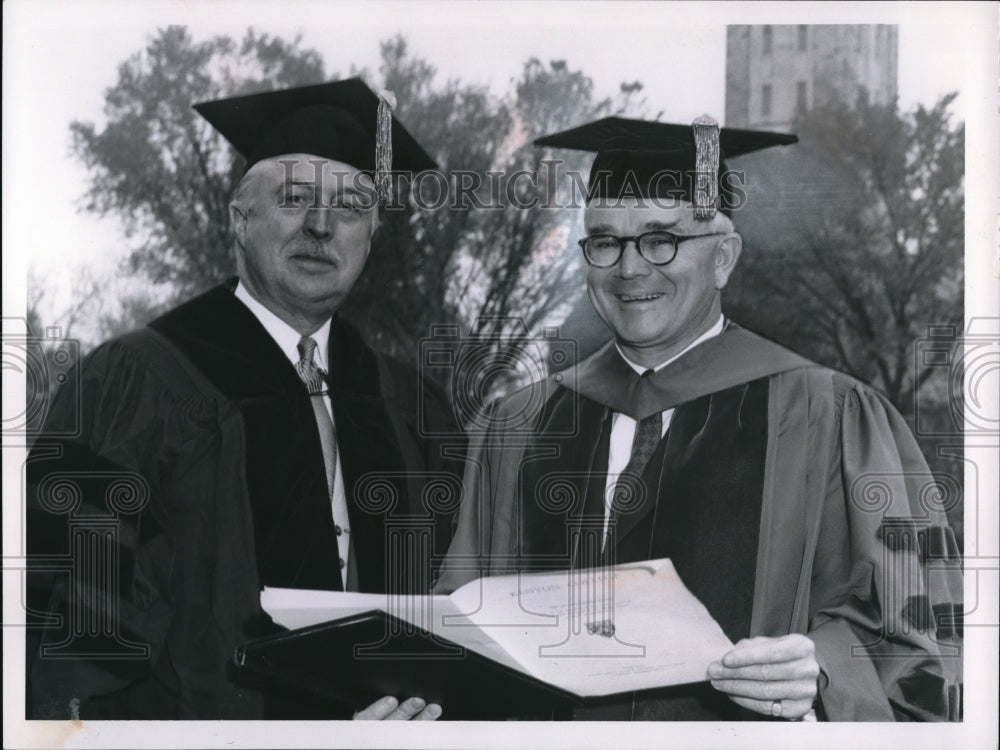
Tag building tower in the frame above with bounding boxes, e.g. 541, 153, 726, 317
725, 25, 898, 131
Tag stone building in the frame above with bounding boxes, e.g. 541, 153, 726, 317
725, 25, 898, 131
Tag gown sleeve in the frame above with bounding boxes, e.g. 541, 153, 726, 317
807, 378, 963, 721
433, 390, 533, 592
26, 334, 225, 718
433, 403, 498, 594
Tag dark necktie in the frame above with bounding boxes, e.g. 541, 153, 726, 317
605, 374, 663, 559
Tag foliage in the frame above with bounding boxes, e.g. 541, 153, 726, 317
69, 27, 326, 297
726, 92, 964, 412
68, 30, 965, 446
346, 45, 647, 404
68, 28, 646, 415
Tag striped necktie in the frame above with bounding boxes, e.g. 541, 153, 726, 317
296, 335, 338, 495
295, 336, 346, 587
296, 336, 327, 398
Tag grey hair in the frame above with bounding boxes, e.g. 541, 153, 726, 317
230, 167, 262, 214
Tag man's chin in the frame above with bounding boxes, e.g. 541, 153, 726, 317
279, 280, 346, 312
610, 325, 676, 349
612, 331, 689, 362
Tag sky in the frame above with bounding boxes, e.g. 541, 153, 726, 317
2, 0, 984, 338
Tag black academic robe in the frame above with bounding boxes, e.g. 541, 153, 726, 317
25, 282, 465, 719
437, 325, 963, 721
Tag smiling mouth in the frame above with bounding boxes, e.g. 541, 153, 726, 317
617, 293, 663, 302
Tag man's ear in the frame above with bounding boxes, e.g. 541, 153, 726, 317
230, 202, 247, 249
714, 233, 743, 290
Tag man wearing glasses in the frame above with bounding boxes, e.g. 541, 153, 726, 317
437, 117, 961, 721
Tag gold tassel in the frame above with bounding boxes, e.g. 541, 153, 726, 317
692, 114, 719, 220
375, 88, 396, 206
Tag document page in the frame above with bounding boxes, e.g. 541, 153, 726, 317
442, 559, 733, 695
261, 558, 732, 696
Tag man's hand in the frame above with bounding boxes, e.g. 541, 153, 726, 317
706, 634, 819, 720
353, 696, 442, 721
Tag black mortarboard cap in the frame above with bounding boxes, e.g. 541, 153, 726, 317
535, 116, 797, 217
193, 78, 437, 190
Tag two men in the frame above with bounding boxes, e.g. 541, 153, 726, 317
26, 80, 459, 719
27, 76, 960, 722
438, 117, 963, 721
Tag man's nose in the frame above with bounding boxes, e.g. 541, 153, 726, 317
617, 240, 651, 278
304, 206, 333, 239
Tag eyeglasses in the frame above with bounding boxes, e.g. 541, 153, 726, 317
578, 231, 727, 268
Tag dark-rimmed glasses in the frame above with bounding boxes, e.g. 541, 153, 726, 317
578, 231, 726, 268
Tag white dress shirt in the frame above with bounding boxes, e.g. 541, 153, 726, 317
234, 282, 352, 586
602, 316, 726, 542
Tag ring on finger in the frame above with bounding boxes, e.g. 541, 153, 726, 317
770, 700, 782, 718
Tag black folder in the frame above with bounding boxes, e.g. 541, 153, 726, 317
235, 610, 582, 720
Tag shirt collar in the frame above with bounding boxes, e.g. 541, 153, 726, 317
616, 315, 725, 376
234, 281, 332, 372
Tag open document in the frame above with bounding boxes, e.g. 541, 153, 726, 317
259, 559, 732, 697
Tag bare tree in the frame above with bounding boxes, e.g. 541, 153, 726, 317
727, 93, 963, 411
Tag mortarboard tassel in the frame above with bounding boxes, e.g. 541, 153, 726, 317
692, 114, 720, 220
375, 88, 396, 206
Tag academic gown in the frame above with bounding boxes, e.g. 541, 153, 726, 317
437, 324, 963, 721
25, 281, 466, 719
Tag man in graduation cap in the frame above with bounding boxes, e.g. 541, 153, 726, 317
26, 79, 461, 720
437, 116, 962, 721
